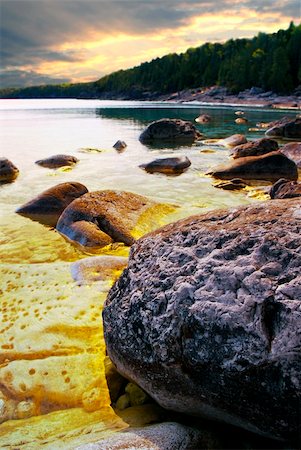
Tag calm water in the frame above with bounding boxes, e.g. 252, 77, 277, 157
0, 99, 298, 263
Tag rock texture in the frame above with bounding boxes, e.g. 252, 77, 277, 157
0, 158, 19, 183
265, 117, 301, 139
103, 198, 301, 442
56, 190, 173, 249
270, 179, 301, 199
16, 182, 88, 227
280, 142, 301, 168
35, 154, 79, 168
208, 151, 298, 182
230, 138, 279, 159
71, 256, 128, 284
139, 119, 202, 144
140, 156, 191, 174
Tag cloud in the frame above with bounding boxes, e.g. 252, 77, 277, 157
0, 70, 71, 89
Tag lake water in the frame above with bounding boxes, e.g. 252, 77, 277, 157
0, 99, 298, 447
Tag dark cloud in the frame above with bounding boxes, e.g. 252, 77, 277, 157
0, 69, 71, 89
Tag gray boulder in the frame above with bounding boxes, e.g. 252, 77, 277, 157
16, 182, 88, 226
35, 154, 78, 168
280, 142, 301, 168
103, 198, 301, 442
0, 158, 19, 183
270, 179, 301, 199
140, 156, 191, 174
230, 138, 279, 159
265, 117, 301, 139
139, 119, 202, 144
208, 151, 298, 182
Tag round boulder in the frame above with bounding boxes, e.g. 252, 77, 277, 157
139, 119, 202, 144
208, 152, 298, 182
219, 134, 247, 148
230, 138, 279, 159
35, 154, 79, 168
103, 198, 301, 442
280, 142, 301, 168
16, 182, 88, 226
270, 179, 301, 199
0, 158, 19, 183
140, 156, 191, 175
56, 190, 174, 249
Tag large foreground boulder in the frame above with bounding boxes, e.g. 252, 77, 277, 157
56, 190, 174, 249
208, 151, 298, 182
265, 116, 301, 139
35, 154, 79, 168
103, 198, 301, 442
16, 182, 88, 227
280, 142, 301, 168
139, 119, 202, 144
230, 138, 278, 159
0, 158, 19, 183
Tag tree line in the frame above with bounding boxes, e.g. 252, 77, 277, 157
1, 23, 300, 99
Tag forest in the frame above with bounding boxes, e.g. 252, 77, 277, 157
1, 22, 300, 99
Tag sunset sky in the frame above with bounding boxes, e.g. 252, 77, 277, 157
1, 0, 300, 88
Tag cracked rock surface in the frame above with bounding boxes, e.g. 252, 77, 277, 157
103, 198, 301, 442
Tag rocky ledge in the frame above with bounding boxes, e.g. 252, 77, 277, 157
103, 198, 301, 443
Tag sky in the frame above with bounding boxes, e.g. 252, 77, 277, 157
0, 0, 300, 88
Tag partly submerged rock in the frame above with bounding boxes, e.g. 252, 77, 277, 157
270, 178, 301, 199
113, 141, 127, 152
140, 156, 191, 174
208, 151, 298, 182
213, 178, 247, 190
35, 154, 79, 168
139, 119, 202, 144
103, 198, 301, 442
0, 158, 19, 183
235, 117, 248, 124
230, 138, 279, 159
71, 256, 128, 284
16, 182, 88, 227
265, 116, 301, 139
280, 142, 301, 168
56, 190, 174, 250
219, 134, 247, 147
195, 114, 212, 124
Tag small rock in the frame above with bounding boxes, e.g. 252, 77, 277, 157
139, 118, 202, 144
71, 256, 128, 284
230, 138, 279, 159
125, 382, 150, 406
113, 140, 127, 152
219, 134, 247, 147
16, 400, 35, 419
235, 111, 245, 115
270, 179, 301, 199
115, 393, 130, 410
213, 178, 247, 190
0, 158, 19, 183
35, 154, 78, 168
140, 156, 191, 174
235, 117, 248, 124
195, 114, 212, 123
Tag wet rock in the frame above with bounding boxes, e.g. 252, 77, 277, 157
0, 158, 19, 183
195, 114, 212, 124
140, 156, 191, 174
208, 151, 298, 182
235, 117, 248, 124
139, 119, 202, 144
265, 117, 301, 139
113, 140, 127, 152
219, 134, 247, 147
270, 179, 301, 199
213, 178, 247, 190
35, 154, 79, 168
103, 198, 301, 442
56, 190, 172, 249
230, 138, 279, 159
16, 182, 88, 227
70, 256, 128, 284
280, 142, 301, 168
235, 110, 245, 115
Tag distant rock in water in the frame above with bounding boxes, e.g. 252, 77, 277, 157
140, 156, 191, 175
35, 154, 79, 168
219, 134, 247, 147
235, 117, 248, 124
265, 116, 301, 139
56, 190, 174, 250
0, 158, 19, 183
195, 114, 212, 124
280, 142, 301, 168
139, 119, 202, 144
270, 178, 301, 199
113, 140, 127, 152
103, 198, 301, 443
16, 182, 88, 227
230, 138, 279, 159
208, 152, 298, 182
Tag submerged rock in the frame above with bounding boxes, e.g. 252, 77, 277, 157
103, 198, 301, 442
280, 142, 301, 168
139, 119, 202, 144
71, 255, 128, 284
0, 158, 19, 183
270, 178, 301, 199
213, 178, 247, 190
16, 182, 88, 227
208, 151, 298, 182
195, 114, 212, 124
140, 156, 191, 174
265, 116, 301, 139
219, 134, 247, 147
56, 190, 173, 249
35, 154, 79, 168
230, 138, 279, 159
